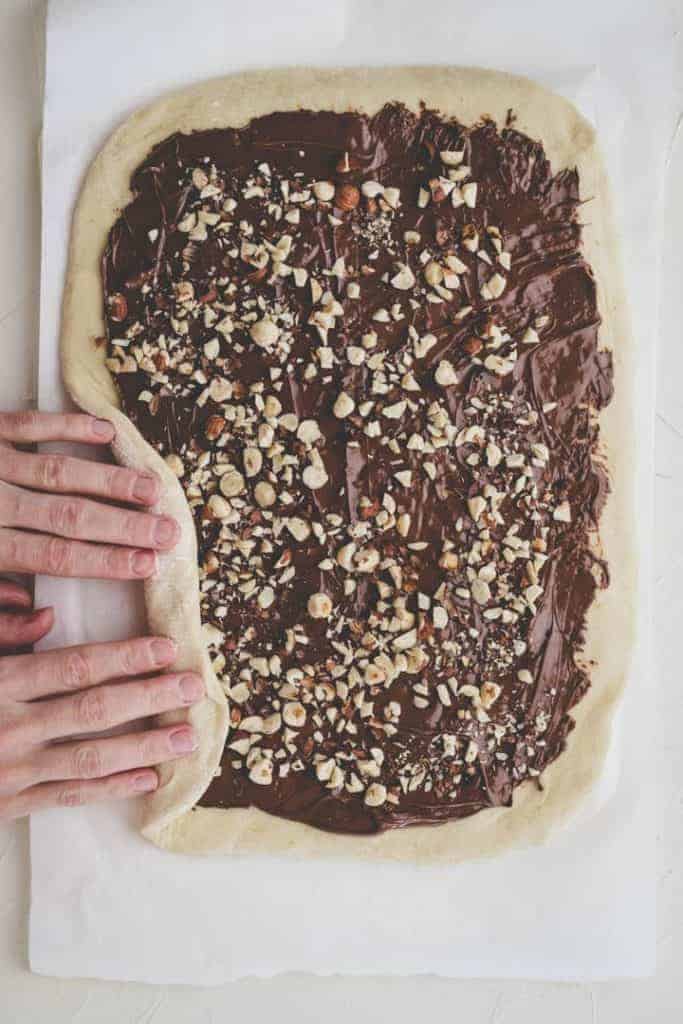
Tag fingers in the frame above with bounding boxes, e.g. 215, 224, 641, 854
0, 607, 54, 649
28, 672, 204, 743
0, 635, 177, 701
0, 768, 159, 821
0, 579, 32, 609
0, 411, 115, 446
1, 488, 179, 551
35, 724, 197, 785
0, 528, 158, 580
0, 449, 160, 505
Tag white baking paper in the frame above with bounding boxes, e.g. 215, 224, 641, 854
30, 0, 673, 984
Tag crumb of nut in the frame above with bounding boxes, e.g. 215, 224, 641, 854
254, 481, 277, 508
335, 151, 359, 174
414, 333, 437, 358
313, 180, 335, 202
382, 187, 401, 209
243, 447, 263, 477
164, 454, 185, 477
308, 592, 332, 619
391, 263, 416, 290
465, 741, 479, 764
250, 317, 280, 347
434, 359, 458, 387
462, 224, 479, 252
439, 551, 459, 571
361, 180, 384, 198
191, 167, 209, 189
287, 517, 311, 542
204, 414, 226, 441
297, 419, 321, 445
424, 261, 443, 286
283, 701, 307, 727
480, 681, 501, 708
258, 587, 276, 609
553, 501, 572, 522
303, 459, 328, 490
108, 292, 128, 321
333, 392, 355, 418
396, 513, 411, 537
471, 579, 491, 605
440, 149, 465, 167
249, 757, 274, 785
484, 273, 506, 299
464, 336, 483, 356
462, 182, 478, 208
364, 782, 387, 807
347, 346, 366, 366
219, 469, 245, 498
207, 494, 231, 519
336, 183, 360, 211
486, 442, 503, 467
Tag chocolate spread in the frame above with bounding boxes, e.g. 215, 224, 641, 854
102, 102, 612, 834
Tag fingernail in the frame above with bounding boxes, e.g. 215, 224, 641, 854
154, 516, 179, 548
151, 637, 176, 664
133, 771, 158, 793
133, 473, 159, 504
27, 607, 51, 622
179, 674, 204, 703
92, 418, 114, 439
131, 550, 156, 577
170, 727, 197, 754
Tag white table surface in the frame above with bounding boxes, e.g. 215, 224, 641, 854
0, 1, 680, 1020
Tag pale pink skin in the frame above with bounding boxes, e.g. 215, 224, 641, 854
0, 411, 203, 820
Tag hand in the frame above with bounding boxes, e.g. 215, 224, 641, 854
0, 611, 202, 820
0, 411, 179, 596
0, 409, 196, 820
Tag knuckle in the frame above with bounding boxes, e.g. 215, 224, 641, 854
44, 536, 72, 575
74, 688, 108, 730
0, 449, 18, 478
38, 455, 67, 491
108, 466, 131, 498
6, 410, 38, 436
0, 720, 20, 758
60, 649, 91, 691
48, 498, 85, 537
57, 781, 86, 807
148, 678, 172, 712
0, 484, 21, 523
138, 732, 162, 765
122, 510, 144, 542
0, 531, 22, 568
118, 642, 141, 677
0, 761, 30, 798
71, 743, 102, 780
102, 545, 124, 578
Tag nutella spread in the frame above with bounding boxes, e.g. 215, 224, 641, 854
102, 102, 612, 834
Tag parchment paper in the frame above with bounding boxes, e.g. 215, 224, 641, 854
30, 0, 670, 983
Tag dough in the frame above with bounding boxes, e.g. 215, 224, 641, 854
60, 66, 636, 861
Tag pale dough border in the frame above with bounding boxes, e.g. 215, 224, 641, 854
60, 66, 636, 862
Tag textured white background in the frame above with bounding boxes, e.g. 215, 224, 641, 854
0, 0, 681, 1019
